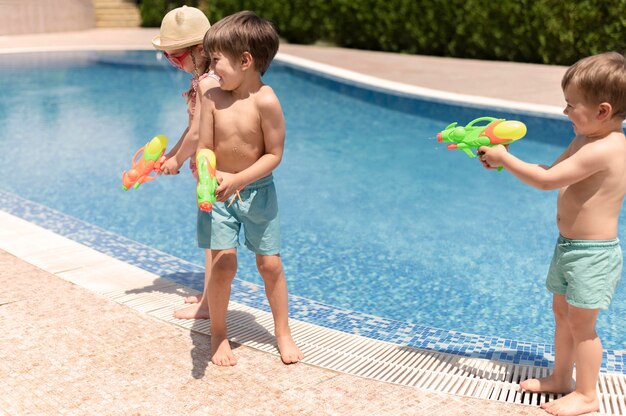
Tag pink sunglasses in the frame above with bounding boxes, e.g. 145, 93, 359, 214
163, 50, 191, 69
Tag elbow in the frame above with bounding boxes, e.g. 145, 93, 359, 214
536, 179, 559, 191
528, 170, 559, 190
269, 152, 283, 165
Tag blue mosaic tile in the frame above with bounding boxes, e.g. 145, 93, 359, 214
2, 188, 625, 374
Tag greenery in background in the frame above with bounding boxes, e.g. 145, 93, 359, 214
139, 0, 205, 27
139, 0, 626, 66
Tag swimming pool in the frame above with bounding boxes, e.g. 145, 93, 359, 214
1, 50, 625, 354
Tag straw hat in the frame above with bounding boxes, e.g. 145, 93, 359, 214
151, 6, 210, 51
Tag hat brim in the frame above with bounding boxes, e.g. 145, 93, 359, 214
151, 34, 205, 51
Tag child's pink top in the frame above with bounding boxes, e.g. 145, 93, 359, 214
184, 71, 220, 116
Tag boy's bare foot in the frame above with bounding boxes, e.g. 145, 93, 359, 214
211, 336, 237, 366
276, 334, 303, 364
173, 303, 210, 319
184, 294, 201, 304
541, 391, 599, 416
520, 376, 574, 394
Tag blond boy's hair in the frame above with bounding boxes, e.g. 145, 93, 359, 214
562, 52, 626, 120
203, 10, 278, 75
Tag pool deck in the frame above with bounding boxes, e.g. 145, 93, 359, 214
0, 28, 580, 415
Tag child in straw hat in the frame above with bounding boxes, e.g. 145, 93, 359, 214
153, 6, 221, 320
152, 5, 219, 176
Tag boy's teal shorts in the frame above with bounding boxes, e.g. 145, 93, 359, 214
197, 175, 280, 255
546, 235, 623, 309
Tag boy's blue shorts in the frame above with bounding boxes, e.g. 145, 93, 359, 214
197, 175, 280, 255
546, 235, 623, 309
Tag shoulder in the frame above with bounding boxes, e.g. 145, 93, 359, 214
600, 132, 626, 158
588, 132, 626, 153
574, 132, 626, 169
198, 76, 221, 95
255, 85, 281, 113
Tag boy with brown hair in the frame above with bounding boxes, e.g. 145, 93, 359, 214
191, 10, 303, 366
480, 51, 626, 415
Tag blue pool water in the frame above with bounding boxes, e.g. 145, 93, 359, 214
1, 50, 625, 349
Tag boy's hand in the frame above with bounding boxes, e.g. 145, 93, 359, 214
215, 171, 242, 202
161, 157, 181, 175
478, 145, 508, 170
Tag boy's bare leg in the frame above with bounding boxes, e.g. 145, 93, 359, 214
521, 295, 576, 394
256, 254, 303, 364
174, 250, 211, 319
209, 249, 238, 366
541, 306, 601, 416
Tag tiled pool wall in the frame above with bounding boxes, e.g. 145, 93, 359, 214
2, 189, 625, 374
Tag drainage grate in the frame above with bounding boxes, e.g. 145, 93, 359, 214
2, 210, 625, 415
82, 287, 626, 414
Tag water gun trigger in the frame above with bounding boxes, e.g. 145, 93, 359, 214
154, 155, 167, 173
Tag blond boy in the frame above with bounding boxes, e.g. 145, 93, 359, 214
189, 11, 302, 366
480, 52, 626, 416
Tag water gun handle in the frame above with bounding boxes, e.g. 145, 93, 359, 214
478, 147, 504, 172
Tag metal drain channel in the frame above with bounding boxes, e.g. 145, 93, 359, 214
2, 210, 625, 415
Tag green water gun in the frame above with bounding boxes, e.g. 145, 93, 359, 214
437, 117, 527, 170
196, 149, 218, 212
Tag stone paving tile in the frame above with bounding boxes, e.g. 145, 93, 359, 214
0, 250, 559, 415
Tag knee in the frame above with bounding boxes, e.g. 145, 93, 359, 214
256, 256, 283, 280
212, 253, 237, 279
567, 316, 597, 340
552, 303, 569, 326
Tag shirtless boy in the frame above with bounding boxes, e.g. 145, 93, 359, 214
480, 52, 626, 415
192, 11, 303, 366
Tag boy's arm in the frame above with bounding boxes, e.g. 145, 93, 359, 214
480, 139, 606, 190
197, 80, 216, 152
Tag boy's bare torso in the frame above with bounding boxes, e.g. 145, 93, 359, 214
205, 84, 271, 174
557, 132, 626, 240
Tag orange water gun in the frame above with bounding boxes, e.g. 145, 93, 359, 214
122, 135, 168, 190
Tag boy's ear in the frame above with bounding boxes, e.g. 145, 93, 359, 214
598, 102, 613, 121
241, 51, 253, 70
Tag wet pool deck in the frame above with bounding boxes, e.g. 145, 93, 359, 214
0, 28, 579, 415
